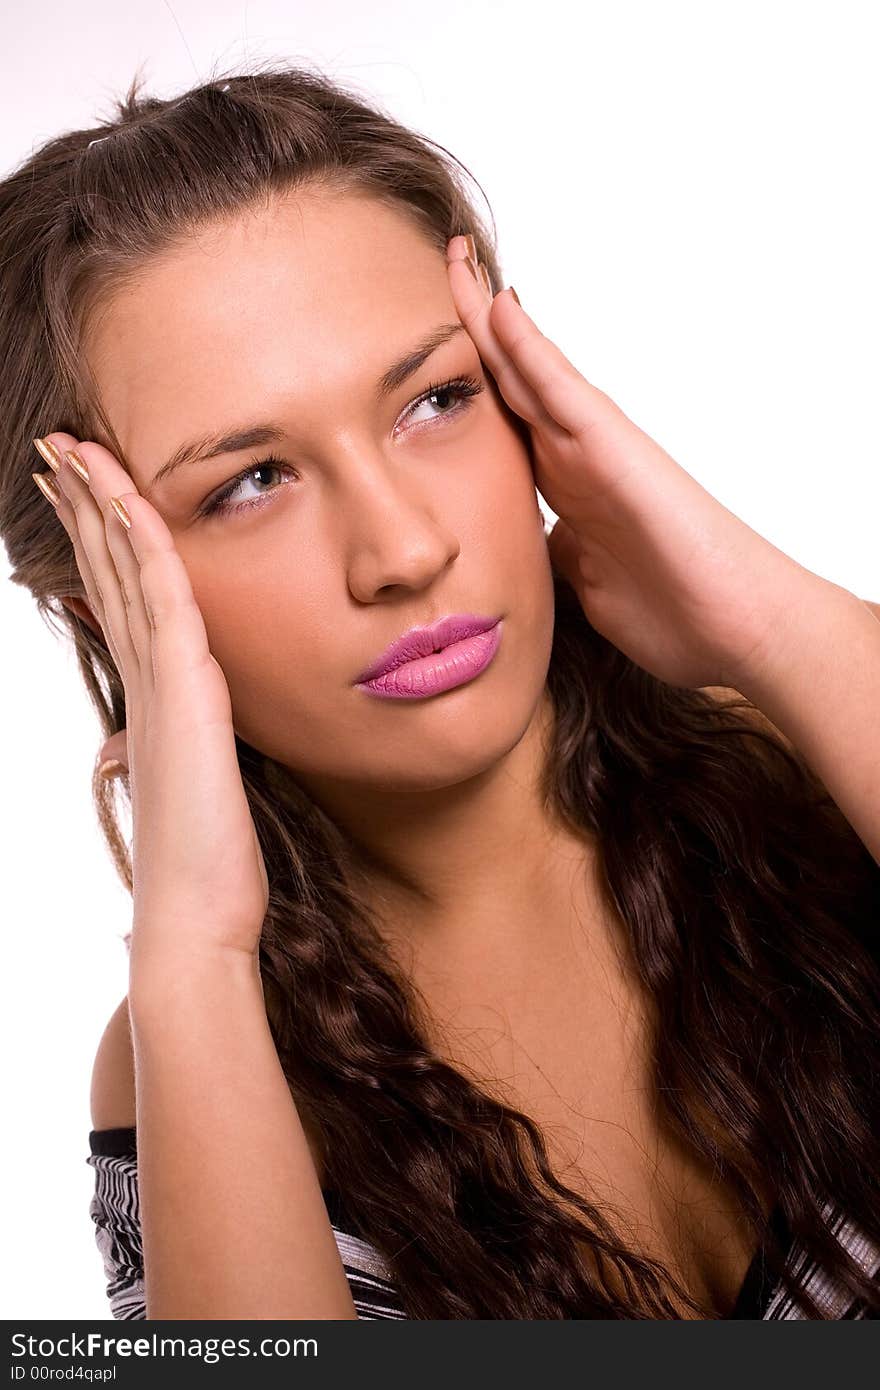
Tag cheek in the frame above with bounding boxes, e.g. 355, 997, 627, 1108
477, 395, 542, 519
182, 552, 331, 743
472, 423, 546, 554
466, 435, 555, 636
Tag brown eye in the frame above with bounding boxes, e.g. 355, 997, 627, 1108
201, 457, 296, 519
398, 375, 484, 433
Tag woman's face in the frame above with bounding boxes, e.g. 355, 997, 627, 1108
84, 188, 555, 802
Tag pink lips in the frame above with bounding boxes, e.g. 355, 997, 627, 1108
355, 613, 504, 700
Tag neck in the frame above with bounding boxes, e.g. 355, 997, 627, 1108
294, 688, 631, 992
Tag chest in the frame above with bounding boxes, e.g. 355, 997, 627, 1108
418, 948, 772, 1318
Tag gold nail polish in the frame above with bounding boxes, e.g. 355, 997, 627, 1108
32, 470, 61, 506
64, 449, 90, 483
109, 496, 132, 530
508, 285, 521, 307
463, 233, 477, 263
478, 262, 493, 296
462, 257, 480, 283
98, 758, 126, 780
33, 437, 63, 473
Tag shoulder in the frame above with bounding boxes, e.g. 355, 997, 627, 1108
90, 995, 136, 1131
88, 990, 329, 1187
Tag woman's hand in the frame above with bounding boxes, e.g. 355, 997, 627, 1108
446, 236, 838, 692
33, 436, 269, 970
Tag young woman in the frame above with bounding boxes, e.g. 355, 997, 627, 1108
3, 63, 880, 1320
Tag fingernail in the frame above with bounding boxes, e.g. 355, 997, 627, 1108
32, 471, 61, 506
64, 449, 90, 483
98, 758, 127, 780
463, 233, 477, 263
478, 262, 493, 296
109, 496, 131, 530
33, 437, 63, 473
462, 257, 480, 283
508, 285, 521, 307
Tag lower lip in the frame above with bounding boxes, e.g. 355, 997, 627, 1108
355, 621, 504, 700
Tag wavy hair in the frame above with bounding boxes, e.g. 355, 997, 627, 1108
2, 60, 879, 1318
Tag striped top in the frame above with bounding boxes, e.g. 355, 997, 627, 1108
86, 1126, 880, 1319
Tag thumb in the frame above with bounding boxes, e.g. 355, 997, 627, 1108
98, 728, 129, 780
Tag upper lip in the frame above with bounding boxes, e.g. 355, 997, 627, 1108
355, 613, 502, 683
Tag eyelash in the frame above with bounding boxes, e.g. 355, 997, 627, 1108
199, 373, 485, 519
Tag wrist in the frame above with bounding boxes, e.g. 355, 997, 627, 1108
129, 942, 264, 1018
729, 573, 859, 711
722, 564, 849, 693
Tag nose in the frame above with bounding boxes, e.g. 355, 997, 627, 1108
341, 446, 461, 603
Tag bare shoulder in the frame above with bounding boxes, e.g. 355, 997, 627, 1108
88, 990, 329, 1187
90, 995, 136, 1131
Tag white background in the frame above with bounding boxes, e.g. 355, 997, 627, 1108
1, 0, 877, 1319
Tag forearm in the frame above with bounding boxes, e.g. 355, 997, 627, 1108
128, 951, 357, 1320
734, 581, 880, 867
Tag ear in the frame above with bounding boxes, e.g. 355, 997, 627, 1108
60, 595, 103, 639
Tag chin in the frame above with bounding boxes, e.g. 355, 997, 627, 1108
365, 640, 554, 794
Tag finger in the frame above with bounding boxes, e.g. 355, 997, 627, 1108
41, 435, 223, 713
63, 438, 158, 684
107, 489, 223, 708
445, 243, 562, 438
34, 465, 134, 685
42, 435, 153, 689
35, 437, 131, 680
483, 290, 626, 444
45, 437, 140, 682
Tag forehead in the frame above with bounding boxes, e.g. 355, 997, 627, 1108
85, 189, 451, 483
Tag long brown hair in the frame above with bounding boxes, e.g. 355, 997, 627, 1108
2, 60, 879, 1319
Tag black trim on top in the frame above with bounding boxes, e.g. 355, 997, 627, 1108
89, 1126, 137, 1157
88, 1127, 797, 1311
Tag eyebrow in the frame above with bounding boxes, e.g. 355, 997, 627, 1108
146, 321, 468, 492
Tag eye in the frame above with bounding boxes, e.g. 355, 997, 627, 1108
198, 374, 484, 520
199, 456, 296, 519
395, 374, 484, 434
